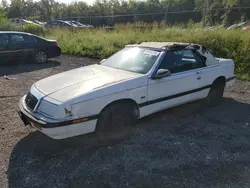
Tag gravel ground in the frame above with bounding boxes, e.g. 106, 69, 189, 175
1, 55, 250, 188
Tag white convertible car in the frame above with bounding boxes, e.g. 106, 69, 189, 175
19, 42, 235, 139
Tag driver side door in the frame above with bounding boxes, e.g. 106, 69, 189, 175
142, 49, 206, 116
0, 33, 11, 62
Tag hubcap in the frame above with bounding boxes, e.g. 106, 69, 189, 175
36, 52, 47, 63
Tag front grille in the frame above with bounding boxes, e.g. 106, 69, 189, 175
25, 92, 38, 111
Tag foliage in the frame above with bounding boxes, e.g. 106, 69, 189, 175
0, 19, 22, 31
0, 7, 7, 23
0, 9, 22, 31
22, 23, 46, 35
1, 0, 250, 26
46, 24, 250, 80
0, 21, 46, 35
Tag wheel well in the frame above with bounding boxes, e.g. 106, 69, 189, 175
34, 49, 47, 56
38, 49, 48, 54
212, 76, 226, 85
99, 99, 140, 118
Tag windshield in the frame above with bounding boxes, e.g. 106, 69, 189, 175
101, 47, 161, 74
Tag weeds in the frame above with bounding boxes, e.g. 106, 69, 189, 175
45, 24, 250, 80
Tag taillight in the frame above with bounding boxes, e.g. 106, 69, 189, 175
56, 41, 59, 46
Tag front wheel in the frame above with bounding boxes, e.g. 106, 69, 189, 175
96, 102, 137, 140
34, 51, 47, 63
206, 79, 225, 106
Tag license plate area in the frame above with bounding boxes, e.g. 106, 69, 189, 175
18, 111, 42, 131
18, 111, 30, 126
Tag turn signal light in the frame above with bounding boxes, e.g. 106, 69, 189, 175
72, 118, 88, 124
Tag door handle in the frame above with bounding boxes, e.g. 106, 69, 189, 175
196, 71, 201, 74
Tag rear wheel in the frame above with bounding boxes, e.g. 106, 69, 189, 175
206, 79, 225, 106
34, 51, 47, 63
96, 102, 137, 140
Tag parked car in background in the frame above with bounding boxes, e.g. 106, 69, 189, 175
205, 25, 224, 30
69, 20, 83, 27
45, 20, 78, 28
204, 26, 217, 31
227, 24, 238, 30
32, 20, 46, 25
19, 42, 235, 139
11, 18, 39, 26
65, 21, 78, 27
69, 21, 93, 28
0, 31, 61, 63
227, 22, 247, 30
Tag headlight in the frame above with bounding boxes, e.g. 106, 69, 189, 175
38, 100, 58, 118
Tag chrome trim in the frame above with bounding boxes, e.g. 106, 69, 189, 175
29, 85, 46, 112
33, 99, 41, 112
150, 51, 167, 78
20, 96, 58, 123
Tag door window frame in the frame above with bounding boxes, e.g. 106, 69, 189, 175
0, 33, 10, 46
152, 49, 207, 77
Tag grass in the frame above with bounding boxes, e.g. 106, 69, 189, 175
45, 23, 250, 80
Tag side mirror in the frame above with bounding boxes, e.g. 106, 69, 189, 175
100, 59, 106, 64
152, 69, 171, 79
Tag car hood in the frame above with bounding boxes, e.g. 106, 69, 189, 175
35, 65, 142, 102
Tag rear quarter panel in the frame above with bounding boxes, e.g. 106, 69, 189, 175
200, 58, 235, 95
34, 37, 61, 58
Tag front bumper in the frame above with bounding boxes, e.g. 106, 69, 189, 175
19, 96, 67, 139
18, 96, 97, 139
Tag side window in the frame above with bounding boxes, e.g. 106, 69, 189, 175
159, 49, 206, 74
0, 34, 9, 46
11, 34, 25, 43
11, 34, 32, 44
176, 49, 206, 69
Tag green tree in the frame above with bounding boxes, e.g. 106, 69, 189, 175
0, 7, 6, 23
1, 0, 250, 26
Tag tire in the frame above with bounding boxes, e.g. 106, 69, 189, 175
206, 79, 225, 106
96, 102, 137, 139
34, 51, 47, 63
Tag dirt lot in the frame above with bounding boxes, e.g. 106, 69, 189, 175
0, 55, 250, 188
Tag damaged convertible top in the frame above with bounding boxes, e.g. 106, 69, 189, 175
126, 42, 218, 66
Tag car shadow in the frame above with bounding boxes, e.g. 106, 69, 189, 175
0, 60, 61, 77
7, 98, 250, 188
